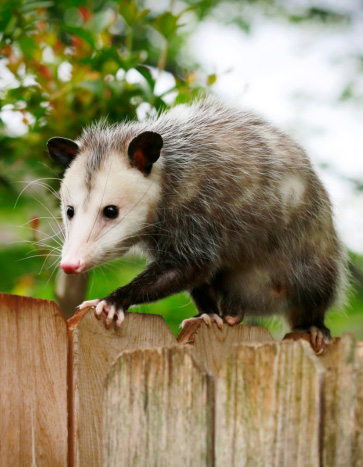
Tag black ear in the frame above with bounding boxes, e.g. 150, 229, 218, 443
127, 131, 163, 175
47, 137, 79, 167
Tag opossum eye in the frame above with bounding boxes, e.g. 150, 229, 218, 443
66, 206, 74, 220
103, 205, 119, 219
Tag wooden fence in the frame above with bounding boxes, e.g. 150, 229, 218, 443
0, 292, 362, 466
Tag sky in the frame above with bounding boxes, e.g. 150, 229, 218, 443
184, 4, 363, 253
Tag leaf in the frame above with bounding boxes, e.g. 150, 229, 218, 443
63, 25, 96, 47
154, 12, 179, 39
137, 9, 150, 22
207, 73, 217, 86
120, 2, 138, 27
21, 1, 54, 13
136, 65, 155, 92
90, 9, 115, 34
76, 79, 103, 98
3, 15, 18, 36
153, 96, 168, 112
18, 36, 37, 57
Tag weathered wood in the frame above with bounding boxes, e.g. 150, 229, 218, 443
1, 291, 361, 466
321, 334, 363, 466
283, 330, 340, 355
215, 340, 324, 467
68, 309, 176, 467
178, 322, 273, 377
103, 346, 214, 467
0, 293, 68, 467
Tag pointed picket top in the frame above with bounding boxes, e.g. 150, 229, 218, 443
178, 321, 273, 376
68, 309, 176, 467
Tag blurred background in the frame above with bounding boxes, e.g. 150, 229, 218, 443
0, 0, 362, 338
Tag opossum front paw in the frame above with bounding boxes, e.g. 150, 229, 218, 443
181, 313, 224, 329
95, 300, 125, 329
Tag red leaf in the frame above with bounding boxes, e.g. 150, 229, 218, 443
79, 7, 92, 21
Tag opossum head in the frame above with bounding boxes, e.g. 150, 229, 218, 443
47, 131, 163, 274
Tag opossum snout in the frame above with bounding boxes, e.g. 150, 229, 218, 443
60, 257, 85, 274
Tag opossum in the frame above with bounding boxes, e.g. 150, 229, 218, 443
47, 98, 347, 353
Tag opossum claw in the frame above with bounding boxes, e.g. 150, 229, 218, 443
95, 300, 106, 319
115, 309, 125, 328
289, 326, 332, 355
208, 314, 224, 329
202, 314, 212, 326
309, 326, 331, 355
181, 313, 224, 329
94, 300, 125, 329
78, 299, 124, 328
77, 299, 101, 311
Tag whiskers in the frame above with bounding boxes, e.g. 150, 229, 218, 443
14, 177, 63, 207
14, 178, 65, 282
15, 224, 63, 278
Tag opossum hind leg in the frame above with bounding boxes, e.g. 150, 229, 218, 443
287, 304, 332, 355
182, 284, 224, 329
290, 321, 332, 355
286, 254, 336, 354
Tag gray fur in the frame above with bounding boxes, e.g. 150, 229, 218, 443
74, 98, 348, 325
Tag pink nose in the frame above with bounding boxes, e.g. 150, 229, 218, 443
60, 257, 85, 274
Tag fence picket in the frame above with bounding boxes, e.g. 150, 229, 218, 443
0, 293, 68, 467
1, 293, 362, 467
103, 346, 214, 467
322, 334, 363, 466
68, 309, 176, 467
215, 340, 324, 467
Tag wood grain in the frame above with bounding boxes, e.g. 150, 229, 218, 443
68, 309, 176, 467
0, 293, 68, 467
321, 333, 363, 466
103, 346, 214, 467
178, 321, 273, 377
283, 330, 340, 355
215, 340, 324, 467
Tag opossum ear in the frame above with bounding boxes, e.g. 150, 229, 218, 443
47, 137, 79, 168
128, 131, 163, 175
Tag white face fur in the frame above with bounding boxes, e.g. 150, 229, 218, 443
60, 150, 162, 272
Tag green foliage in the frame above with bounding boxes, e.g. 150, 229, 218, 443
0, 0, 362, 337
0, 0, 205, 181
0, 0, 208, 334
